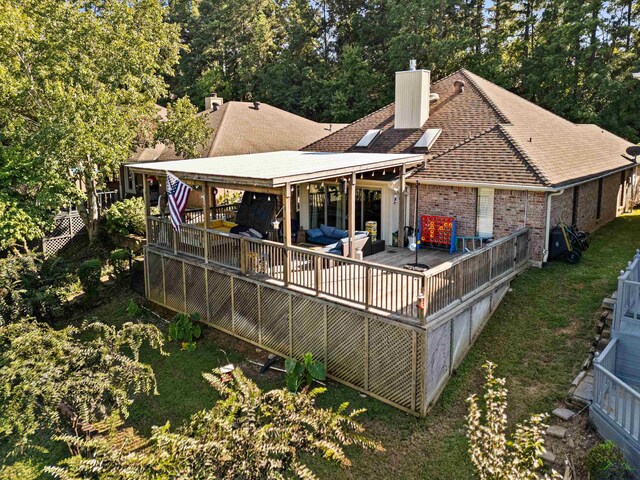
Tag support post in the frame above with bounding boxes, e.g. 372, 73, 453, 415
142, 174, 150, 244
348, 172, 357, 259
283, 184, 292, 285
203, 181, 210, 263
398, 164, 407, 248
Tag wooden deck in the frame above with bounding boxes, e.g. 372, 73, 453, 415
366, 246, 460, 270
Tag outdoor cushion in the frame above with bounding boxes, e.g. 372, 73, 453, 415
306, 228, 323, 239
309, 236, 338, 246
319, 224, 335, 237
333, 228, 349, 239
207, 219, 237, 233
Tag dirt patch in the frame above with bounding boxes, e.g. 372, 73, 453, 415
544, 408, 600, 478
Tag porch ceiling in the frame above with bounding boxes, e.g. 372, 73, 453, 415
126, 150, 423, 188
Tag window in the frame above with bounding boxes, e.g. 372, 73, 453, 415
596, 178, 603, 220
355, 129, 382, 148
571, 186, 579, 227
476, 188, 495, 238
414, 128, 442, 150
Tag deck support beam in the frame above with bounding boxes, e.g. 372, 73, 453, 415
142, 174, 150, 244
283, 183, 292, 284
349, 172, 357, 258
203, 181, 211, 263
398, 164, 407, 248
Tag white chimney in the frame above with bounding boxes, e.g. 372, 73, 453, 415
205, 93, 224, 111
394, 61, 430, 129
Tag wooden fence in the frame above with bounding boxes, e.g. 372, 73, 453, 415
147, 215, 529, 324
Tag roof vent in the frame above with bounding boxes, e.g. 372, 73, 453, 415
414, 128, 442, 150
253, 101, 261, 110
429, 93, 440, 103
205, 93, 224, 110
356, 129, 382, 148
454, 80, 466, 93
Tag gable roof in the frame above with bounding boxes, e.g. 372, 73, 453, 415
304, 69, 635, 188
133, 101, 340, 162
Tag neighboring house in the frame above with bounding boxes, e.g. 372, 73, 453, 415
304, 67, 637, 264
592, 251, 640, 471
122, 97, 345, 198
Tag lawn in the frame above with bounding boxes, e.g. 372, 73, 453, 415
3, 211, 640, 479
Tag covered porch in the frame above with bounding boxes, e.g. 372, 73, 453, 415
129, 151, 529, 324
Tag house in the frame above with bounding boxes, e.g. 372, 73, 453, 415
304, 66, 637, 264
122, 97, 345, 198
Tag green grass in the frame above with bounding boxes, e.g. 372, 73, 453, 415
4, 211, 640, 479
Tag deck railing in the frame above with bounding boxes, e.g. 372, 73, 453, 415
423, 228, 530, 318
184, 204, 240, 224
614, 251, 640, 331
147, 216, 529, 323
593, 338, 640, 444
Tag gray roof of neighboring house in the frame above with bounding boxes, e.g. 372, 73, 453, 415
131, 102, 340, 163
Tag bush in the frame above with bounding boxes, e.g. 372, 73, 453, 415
78, 258, 102, 294
585, 441, 633, 480
285, 352, 326, 392
104, 197, 146, 238
49, 369, 383, 479
168, 312, 201, 351
110, 248, 131, 276
466, 361, 561, 480
0, 252, 73, 324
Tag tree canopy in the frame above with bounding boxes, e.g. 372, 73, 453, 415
168, 0, 639, 141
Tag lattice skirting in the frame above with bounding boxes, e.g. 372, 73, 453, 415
144, 247, 514, 416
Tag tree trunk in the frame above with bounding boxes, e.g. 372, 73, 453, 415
78, 170, 100, 243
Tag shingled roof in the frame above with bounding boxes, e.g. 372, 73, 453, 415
304, 69, 635, 188
133, 101, 340, 162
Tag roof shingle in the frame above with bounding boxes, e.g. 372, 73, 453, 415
304, 69, 635, 188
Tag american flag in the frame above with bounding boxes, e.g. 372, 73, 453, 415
166, 172, 191, 232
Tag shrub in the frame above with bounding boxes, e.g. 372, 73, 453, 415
285, 352, 326, 392
168, 312, 201, 351
466, 361, 561, 480
585, 441, 633, 480
49, 368, 383, 479
0, 320, 166, 455
78, 258, 102, 294
109, 248, 131, 276
0, 252, 73, 324
104, 197, 146, 238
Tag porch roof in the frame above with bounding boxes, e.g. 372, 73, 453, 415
126, 150, 422, 188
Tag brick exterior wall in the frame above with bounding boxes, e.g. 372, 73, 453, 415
493, 190, 546, 261
408, 184, 547, 261
409, 170, 635, 264
549, 170, 627, 235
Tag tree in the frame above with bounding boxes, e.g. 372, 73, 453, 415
155, 97, 211, 158
0, 320, 166, 455
49, 368, 383, 479
466, 361, 561, 480
0, 0, 187, 244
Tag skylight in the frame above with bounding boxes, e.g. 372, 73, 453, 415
355, 129, 382, 148
414, 128, 442, 150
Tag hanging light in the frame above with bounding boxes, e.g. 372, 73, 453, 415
360, 173, 364, 179
371, 171, 375, 177
321, 181, 324, 187
306, 184, 310, 190
252, 193, 256, 200
267, 195, 271, 201
382, 169, 386, 175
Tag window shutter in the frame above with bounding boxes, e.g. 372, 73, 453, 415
476, 188, 494, 238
